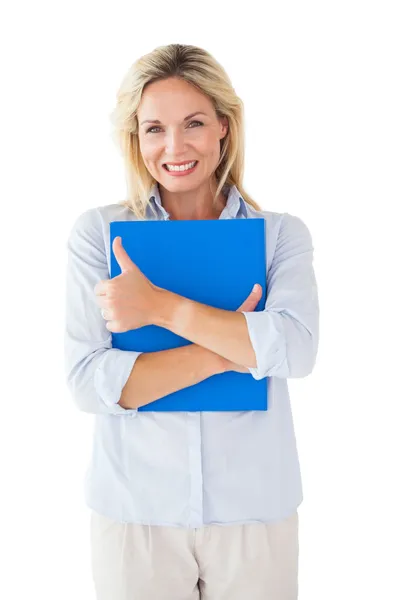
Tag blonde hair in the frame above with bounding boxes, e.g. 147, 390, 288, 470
109, 43, 262, 219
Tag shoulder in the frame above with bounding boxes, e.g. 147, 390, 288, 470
278, 212, 314, 251
69, 202, 135, 232
67, 202, 137, 240
66, 203, 138, 268
246, 202, 312, 241
244, 203, 314, 270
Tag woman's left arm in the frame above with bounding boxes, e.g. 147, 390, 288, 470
154, 212, 320, 380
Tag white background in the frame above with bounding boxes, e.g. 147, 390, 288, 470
1, 1, 399, 598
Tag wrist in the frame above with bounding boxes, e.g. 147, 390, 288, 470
214, 352, 230, 375
193, 344, 227, 377
152, 286, 190, 330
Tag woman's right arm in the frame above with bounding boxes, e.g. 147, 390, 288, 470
64, 207, 226, 416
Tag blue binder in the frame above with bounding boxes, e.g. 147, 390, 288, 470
109, 218, 268, 412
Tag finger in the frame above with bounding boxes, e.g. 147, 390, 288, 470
236, 297, 258, 312
100, 308, 109, 320
113, 236, 134, 273
94, 280, 108, 296
105, 320, 124, 333
94, 296, 109, 309
236, 284, 262, 311
237, 294, 261, 312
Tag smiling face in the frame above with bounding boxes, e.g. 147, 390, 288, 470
137, 77, 228, 194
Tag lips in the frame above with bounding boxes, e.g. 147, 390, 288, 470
161, 161, 199, 177
162, 161, 198, 169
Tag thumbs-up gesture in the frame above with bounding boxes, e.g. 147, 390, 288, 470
94, 236, 161, 333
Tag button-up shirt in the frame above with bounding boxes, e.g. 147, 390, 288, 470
64, 182, 319, 527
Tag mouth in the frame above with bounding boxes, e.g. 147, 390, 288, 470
162, 161, 199, 176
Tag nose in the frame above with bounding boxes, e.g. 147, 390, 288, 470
165, 128, 187, 155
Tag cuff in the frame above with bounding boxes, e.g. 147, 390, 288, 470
94, 348, 143, 417
241, 310, 289, 380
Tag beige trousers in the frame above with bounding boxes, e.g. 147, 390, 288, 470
90, 509, 299, 600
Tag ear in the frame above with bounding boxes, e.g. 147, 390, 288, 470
219, 116, 229, 140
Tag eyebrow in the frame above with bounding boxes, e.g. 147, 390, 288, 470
139, 111, 208, 126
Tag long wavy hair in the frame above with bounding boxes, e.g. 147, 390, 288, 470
109, 43, 262, 220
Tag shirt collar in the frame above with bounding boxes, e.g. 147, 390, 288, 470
146, 182, 248, 220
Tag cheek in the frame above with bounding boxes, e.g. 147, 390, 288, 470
196, 132, 221, 157
139, 140, 159, 164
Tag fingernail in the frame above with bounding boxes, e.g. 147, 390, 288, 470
252, 284, 259, 292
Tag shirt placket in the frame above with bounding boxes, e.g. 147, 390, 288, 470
186, 412, 204, 528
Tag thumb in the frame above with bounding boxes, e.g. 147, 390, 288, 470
112, 236, 134, 272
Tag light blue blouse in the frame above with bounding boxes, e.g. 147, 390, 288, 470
64, 183, 319, 527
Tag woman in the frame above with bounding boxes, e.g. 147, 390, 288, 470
64, 43, 319, 600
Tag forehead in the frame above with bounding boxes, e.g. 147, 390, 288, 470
138, 77, 214, 119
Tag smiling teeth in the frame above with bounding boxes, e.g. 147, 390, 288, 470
165, 161, 197, 171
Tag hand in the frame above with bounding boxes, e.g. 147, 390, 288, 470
222, 284, 263, 374
94, 236, 162, 333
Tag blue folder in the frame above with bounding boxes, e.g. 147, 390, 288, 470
109, 218, 268, 412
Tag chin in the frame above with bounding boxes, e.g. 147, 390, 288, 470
162, 180, 199, 192
161, 172, 202, 186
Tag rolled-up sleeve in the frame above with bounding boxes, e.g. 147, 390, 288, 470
64, 208, 143, 416
241, 212, 319, 380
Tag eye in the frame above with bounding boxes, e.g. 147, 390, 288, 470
146, 120, 204, 134
146, 125, 161, 134
188, 120, 203, 128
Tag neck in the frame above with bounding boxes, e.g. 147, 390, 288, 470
159, 180, 227, 221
